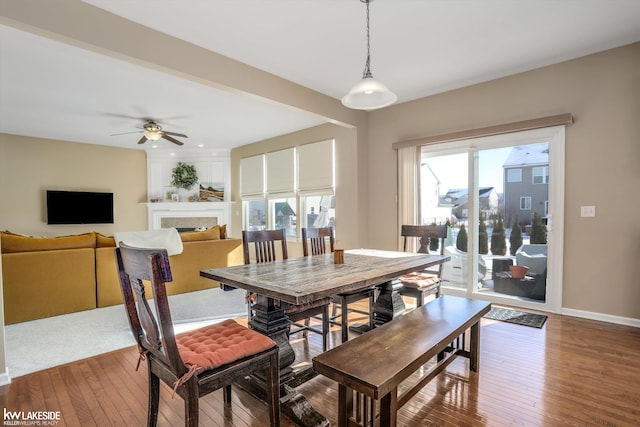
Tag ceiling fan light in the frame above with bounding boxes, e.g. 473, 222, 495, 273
341, 76, 397, 110
144, 130, 162, 141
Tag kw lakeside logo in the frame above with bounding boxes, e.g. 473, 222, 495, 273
3, 408, 61, 425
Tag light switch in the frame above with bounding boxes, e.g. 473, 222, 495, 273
580, 206, 596, 217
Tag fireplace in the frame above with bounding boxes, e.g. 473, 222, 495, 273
145, 202, 234, 234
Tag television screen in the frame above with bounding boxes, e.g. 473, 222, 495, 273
46, 190, 114, 225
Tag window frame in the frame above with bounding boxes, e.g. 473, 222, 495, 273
532, 166, 549, 184
520, 196, 532, 210
507, 168, 522, 182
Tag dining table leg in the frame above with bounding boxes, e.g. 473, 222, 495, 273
350, 280, 406, 334
237, 294, 330, 427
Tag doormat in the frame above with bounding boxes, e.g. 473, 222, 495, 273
484, 307, 547, 328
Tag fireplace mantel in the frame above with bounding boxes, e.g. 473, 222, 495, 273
144, 202, 234, 234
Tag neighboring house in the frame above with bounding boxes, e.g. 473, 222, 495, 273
502, 143, 549, 226
274, 201, 296, 236
441, 187, 499, 220
420, 163, 452, 225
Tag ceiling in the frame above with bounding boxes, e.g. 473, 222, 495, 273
1, 0, 639, 151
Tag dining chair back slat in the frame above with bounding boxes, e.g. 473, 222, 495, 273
302, 227, 335, 256
242, 229, 288, 264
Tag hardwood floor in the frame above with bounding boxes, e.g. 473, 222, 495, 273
2, 301, 639, 426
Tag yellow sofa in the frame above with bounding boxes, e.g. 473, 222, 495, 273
1, 228, 243, 324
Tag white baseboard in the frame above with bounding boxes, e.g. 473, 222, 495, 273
0, 368, 11, 386
561, 307, 640, 328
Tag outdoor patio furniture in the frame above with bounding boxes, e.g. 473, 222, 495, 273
515, 244, 548, 275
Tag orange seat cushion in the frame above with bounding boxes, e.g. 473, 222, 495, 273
175, 319, 275, 374
399, 271, 440, 289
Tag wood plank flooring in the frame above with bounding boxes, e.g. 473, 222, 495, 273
2, 301, 639, 426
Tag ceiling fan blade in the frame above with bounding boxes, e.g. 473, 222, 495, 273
162, 131, 188, 138
162, 134, 184, 146
110, 130, 143, 136
137, 135, 148, 144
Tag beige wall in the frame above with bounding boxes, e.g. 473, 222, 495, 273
230, 123, 362, 257
366, 42, 640, 320
0, 134, 148, 236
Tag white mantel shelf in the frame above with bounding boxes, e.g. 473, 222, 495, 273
144, 201, 235, 233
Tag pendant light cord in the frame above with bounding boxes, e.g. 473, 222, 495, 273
362, 0, 373, 79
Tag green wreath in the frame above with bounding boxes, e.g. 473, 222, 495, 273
171, 162, 198, 189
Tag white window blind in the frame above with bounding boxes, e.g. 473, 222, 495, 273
298, 139, 334, 193
266, 148, 295, 196
240, 155, 265, 198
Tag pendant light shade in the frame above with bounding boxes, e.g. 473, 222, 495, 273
341, 75, 397, 110
342, 0, 396, 111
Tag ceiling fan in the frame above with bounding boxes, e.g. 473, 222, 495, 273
111, 120, 188, 146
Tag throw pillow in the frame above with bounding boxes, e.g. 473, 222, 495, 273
180, 225, 221, 242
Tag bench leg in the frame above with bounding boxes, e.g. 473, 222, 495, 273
470, 320, 481, 372
380, 388, 398, 427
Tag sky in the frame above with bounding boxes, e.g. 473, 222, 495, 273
424, 147, 512, 194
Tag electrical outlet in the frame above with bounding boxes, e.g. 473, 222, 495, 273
580, 205, 596, 217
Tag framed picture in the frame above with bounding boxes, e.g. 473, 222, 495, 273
199, 182, 224, 201
164, 186, 177, 202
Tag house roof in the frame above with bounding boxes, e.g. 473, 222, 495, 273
274, 202, 296, 217
503, 143, 549, 167
441, 187, 495, 205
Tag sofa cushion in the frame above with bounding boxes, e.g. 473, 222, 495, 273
180, 225, 220, 242
0, 232, 96, 253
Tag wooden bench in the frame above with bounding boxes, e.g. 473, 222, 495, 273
313, 295, 491, 427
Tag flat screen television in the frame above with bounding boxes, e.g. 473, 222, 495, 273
46, 190, 114, 225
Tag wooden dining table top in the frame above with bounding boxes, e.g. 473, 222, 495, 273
200, 249, 450, 305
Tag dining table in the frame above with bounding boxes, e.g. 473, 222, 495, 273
201, 248, 450, 427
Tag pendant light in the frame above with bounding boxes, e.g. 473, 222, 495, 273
342, 0, 397, 111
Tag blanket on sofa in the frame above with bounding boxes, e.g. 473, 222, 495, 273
114, 228, 183, 255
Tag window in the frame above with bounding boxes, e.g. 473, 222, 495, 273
418, 125, 565, 314
298, 141, 336, 231
507, 168, 522, 182
533, 166, 549, 184
243, 199, 266, 231
544, 200, 549, 217
240, 140, 335, 237
301, 195, 335, 229
241, 155, 267, 231
268, 197, 297, 237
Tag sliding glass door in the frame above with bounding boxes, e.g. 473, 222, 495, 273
420, 127, 565, 313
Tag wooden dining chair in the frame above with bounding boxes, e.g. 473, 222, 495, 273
302, 227, 374, 344
116, 243, 280, 427
397, 224, 447, 307
243, 229, 331, 352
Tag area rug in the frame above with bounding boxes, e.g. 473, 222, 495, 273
4, 287, 247, 378
484, 307, 547, 328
